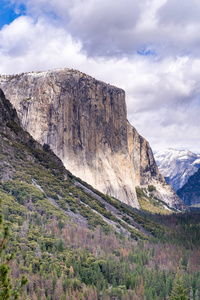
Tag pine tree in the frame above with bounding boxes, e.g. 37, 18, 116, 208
0, 196, 28, 299
169, 269, 189, 300
0, 196, 12, 299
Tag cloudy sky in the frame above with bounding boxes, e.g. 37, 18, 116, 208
0, 0, 200, 153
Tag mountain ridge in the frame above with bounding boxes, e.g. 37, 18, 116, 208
177, 167, 200, 206
0, 87, 168, 238
155, 148, 200, 192
1, 88, 200, 300
0, 68, 185, 210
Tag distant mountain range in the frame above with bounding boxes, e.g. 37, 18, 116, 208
155, 149, 200, 206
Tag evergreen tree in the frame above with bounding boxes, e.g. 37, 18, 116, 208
0, 196, 28, 299
0, 196, 12, 299
169, 269, 189, 300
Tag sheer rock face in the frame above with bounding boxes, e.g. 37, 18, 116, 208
127, 123, 185, 210
0, 88, 19, 125
127, 122, 164, 186
0, 69, 184, 209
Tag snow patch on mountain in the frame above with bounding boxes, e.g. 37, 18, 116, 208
154, 148, 200, 191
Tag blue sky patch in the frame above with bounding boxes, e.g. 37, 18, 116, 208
0, 1, 26, 29
137, 47, 157, 57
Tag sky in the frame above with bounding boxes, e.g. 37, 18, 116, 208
0, 0, 200, 154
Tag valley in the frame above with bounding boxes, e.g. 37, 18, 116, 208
0, 77, 199, 299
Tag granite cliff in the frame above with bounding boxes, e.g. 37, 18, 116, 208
0, 69, 185, 209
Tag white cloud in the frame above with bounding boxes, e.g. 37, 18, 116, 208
0, 0, 200, 153
158, 0, 200, 25
0, 16, 85, 74
8, 0, 200, 58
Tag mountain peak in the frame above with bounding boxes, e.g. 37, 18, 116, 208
155, 148, 200, 193
0, 69, 186, 210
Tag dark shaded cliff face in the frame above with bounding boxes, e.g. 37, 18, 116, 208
0, 69, 185, 209
0, 88, 68, 179
0, 89, 19, 124
177, 168, 200, 206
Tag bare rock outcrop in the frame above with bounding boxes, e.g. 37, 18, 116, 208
0, 69, 185, 209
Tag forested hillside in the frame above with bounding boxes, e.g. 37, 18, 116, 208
0, 89, 200, 299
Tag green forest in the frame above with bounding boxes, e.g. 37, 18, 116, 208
1, 184, 200, 299
0, 91, 200, 299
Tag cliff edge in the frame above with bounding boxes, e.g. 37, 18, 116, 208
0, 69, 185, 210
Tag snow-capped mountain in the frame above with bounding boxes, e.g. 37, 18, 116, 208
154, 149, 200, 191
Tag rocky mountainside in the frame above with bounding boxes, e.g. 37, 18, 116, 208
0, 87, 156, 237
0, 86, 172, 240
0, 69, 185, 210
155, 148, 200, 191
0, 89, 200, 299
177, 169, 200, 206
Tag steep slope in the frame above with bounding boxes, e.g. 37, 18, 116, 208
1, 89, 200, 300
0, 87, 164, 238
0, 69, 185, 210
177, 168, 200, 206
155, 148, 200, 191
127, 124, 185, 211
